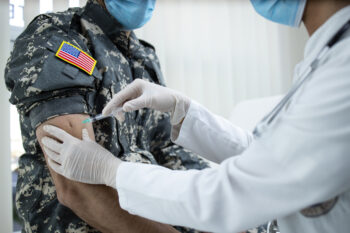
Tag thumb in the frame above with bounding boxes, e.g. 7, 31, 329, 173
123, 95, 148, 112
48, 158, 63, 175
114, 111, 126, 122
102, 100, 119, 116
103, 81, 142, 116
82, 128, 92, 141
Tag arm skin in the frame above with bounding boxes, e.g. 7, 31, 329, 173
36, 114, 179, 233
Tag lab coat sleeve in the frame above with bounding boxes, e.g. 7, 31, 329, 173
172, 101, 254, 163
116, 44, 350, 233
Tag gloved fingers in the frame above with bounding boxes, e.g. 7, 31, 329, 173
102, 79, 144, 116
48, 158, 63, 175
43, 125, 74, 142
43, 146, 62, 164
102, 94, 128, 116
123, 95, 147, 112
82, 128, 92, 141
115, 111, 125, 122
41, 136, 63, 153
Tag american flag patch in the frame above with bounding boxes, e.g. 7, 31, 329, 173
55, 41, 96, 75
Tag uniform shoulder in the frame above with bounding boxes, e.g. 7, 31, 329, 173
44, 7, 82, 28
139, 39, 156, 52
19, 7, 82, 39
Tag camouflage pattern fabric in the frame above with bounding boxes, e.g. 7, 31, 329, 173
5, 0, 266, 232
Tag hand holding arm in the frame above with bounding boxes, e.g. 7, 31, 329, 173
42, 125, 121, 189
37, 116, 180, 233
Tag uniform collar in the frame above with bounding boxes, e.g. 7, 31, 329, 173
304, 5, 350, 60
81, 0, 143, 56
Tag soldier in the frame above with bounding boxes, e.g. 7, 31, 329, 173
5, 0, 267, 232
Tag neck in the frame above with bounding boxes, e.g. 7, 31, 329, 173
96, 0, 107, 10
96, 0, 131, 38
303, 0, 350, 36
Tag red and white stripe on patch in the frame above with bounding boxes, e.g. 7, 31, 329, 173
56, 41, 97, 75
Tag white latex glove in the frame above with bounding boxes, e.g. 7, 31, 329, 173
41, 125, 121, 189
102, 79, 191, 125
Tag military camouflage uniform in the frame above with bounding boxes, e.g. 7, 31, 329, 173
5, 1, 266, 232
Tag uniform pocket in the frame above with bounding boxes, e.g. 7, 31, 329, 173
32, 50, 96, 91
32, 35, 98, 92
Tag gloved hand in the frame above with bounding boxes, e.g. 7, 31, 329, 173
41, 125, 121, 189
103, 79, 191, 125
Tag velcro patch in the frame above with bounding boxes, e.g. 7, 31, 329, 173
56, 41, 96, 75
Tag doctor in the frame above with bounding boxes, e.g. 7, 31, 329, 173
41, 0, 350, 232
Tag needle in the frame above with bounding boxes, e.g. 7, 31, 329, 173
82, 107, 123, 124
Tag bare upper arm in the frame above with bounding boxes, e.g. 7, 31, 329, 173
35, 114, 95, 204
35, 114, 180, 233
36, 114, 94, 142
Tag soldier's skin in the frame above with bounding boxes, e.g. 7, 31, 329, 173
36, 115, 179, 233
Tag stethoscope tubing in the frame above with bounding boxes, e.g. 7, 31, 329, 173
253, 20, 350, 138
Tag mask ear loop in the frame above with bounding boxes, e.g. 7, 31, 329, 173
293, 0, 307, 27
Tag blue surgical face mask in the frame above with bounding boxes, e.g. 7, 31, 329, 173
250, 0, 307, 27
104, 0, 156, 30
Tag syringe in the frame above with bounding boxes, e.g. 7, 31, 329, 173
82, 107, 123, 124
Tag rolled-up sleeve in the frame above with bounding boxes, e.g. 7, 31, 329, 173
28, 95, 90, 128
5, 14, 99, 128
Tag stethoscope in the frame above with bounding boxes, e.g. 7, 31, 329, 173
259, 19, 350, 233
253, 19, 350, 139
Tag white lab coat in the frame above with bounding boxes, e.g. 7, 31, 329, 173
115, 6, 350, 233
